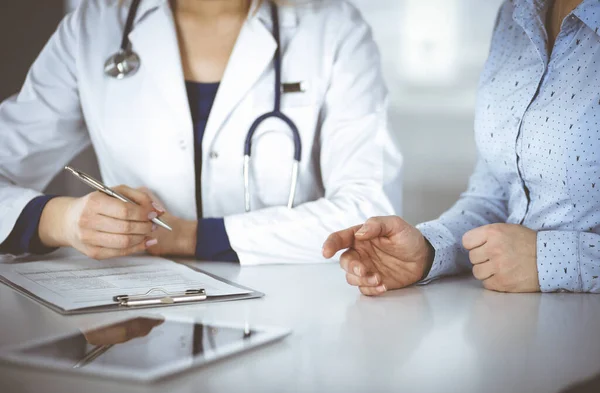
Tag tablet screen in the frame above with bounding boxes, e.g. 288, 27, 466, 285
1, 317, 289, 382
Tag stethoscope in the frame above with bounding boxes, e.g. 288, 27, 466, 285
104, 0, 301, 213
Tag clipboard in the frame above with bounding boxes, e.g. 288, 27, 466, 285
0, 264, 264, 316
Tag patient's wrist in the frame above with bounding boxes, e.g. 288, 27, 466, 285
420, 238, 435, 281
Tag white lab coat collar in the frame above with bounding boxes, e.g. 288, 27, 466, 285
207, 2, 298, 143
116, 0, 167, 24
137, 0, 165, 22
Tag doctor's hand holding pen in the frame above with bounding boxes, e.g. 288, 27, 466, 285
36, 186, 167, 260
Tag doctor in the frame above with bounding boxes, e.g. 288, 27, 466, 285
0, 0, 402, 264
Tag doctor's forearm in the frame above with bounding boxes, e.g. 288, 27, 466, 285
174, 219, 198, 257
39, 197, 77, 248
159, 218, 238, 261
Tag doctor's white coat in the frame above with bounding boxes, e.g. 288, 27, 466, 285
0, 0, 403, 265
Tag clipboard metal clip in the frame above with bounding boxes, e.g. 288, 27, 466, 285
113, 288, 207, 307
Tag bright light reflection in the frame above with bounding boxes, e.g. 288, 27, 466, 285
399, 0, 460, 87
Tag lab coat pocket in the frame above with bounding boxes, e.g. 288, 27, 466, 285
249, 105, 317, 209
99, 74, 182, 166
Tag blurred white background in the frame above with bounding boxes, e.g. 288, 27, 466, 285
2, 0, 505, 225
352, 0, 504, 223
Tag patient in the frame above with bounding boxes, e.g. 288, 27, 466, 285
323, 0, 600, 294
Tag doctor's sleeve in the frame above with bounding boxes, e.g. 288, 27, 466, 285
416, 158, 509, 283
0, 5, 90, 248
0, 196, 58, 255
223, 4, 402, 265
195, 218, 239, 262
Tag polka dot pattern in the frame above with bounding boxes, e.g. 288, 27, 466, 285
418, 0, 600, 293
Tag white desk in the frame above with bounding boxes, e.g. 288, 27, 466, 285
0, 252, 599, 393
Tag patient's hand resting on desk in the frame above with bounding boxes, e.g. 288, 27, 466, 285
38, 185, 164, 260
323, 216, 541, 295
463, 224, 540, 293
322, 216, 434, 296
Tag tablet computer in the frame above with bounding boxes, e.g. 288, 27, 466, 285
0, 316, 290, 383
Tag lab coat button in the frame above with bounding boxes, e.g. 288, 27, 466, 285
209, 151, 219, 159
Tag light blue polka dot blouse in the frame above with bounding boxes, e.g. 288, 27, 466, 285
417, 0, 600, 293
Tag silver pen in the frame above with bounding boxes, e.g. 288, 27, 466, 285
64, 166, 172, 231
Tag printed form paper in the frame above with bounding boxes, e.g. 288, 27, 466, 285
0, 257, 250, 311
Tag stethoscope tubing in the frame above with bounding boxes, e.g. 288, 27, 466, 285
105, 1, 301, 213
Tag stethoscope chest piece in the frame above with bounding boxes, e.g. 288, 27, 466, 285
104, 49, 141, 79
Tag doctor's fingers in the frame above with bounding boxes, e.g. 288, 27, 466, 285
82, 241, 150, 261
87, 214, 156, 235
112, 185, 156, 209
80, 229, 153, 250
88, 192, 158, 222
322, 225, 363, 258
137, 187, 166, 213
112, 185, 164, 217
